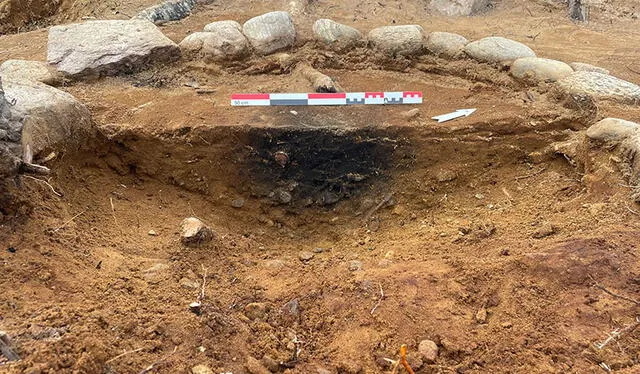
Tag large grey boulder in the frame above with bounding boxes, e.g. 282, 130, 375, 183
136, 0, 197, 25
242, 11, 296, 55
0, 78, 93, 176
464, 36, 535, 63
0, 60, 63, 86
556, 71, 640, 104
180, 21, 249, 61
569, 62, 609, 75
313, 19, 363, 49
510, 57, 574, 83
368, 25, 425, 56
430, 0, 491, 16
47, 20, 181, 79
425, 31, 468, 58
586, 118, 640, 142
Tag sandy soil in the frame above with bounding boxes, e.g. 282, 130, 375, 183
2, 1, 640, 374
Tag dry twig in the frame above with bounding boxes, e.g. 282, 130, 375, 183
22, 175, 62, 197
53, 210, 86, 233
199, 265, 208, 303
371, 283, 384, 315
138, 346, 177, 374
589, 276, 640, 350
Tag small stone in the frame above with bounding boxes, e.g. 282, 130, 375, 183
136, 0, 197, 24
368, 25, 425, 56
313, 19, 363, 49
191, 364, 214, 374
244, 302, 269, 320
261, 355, 280, 372
189, 301, 202, 315
265, 259, 286, 270
180, 217, 214, 245
316, 368, 332, 374
281, 298, 300, 325
464, 36, 536, 63
271, 189, 292, 204
179, 277, 200, 290
0, 59, 63, 85
313, 247, 325, 253
148, 230, 158, 236
569, 62, 609, 75
510, 57, 574, 83
532, 224, 556, 239
557, 71, 640, 104
242, 11, 296, 55
436, 169, 457, 182
142, 263, 170, 284
231, 198, 245, 208
298, 251, 315, 262
475, 307, 488, 324
401, 108, 421, 119
586, 118, 640, 142
245, 356, 270, 374
348, 260, 363, 271
501, 321, 513, 328
179, 24, 249, 62
418, 339, 439, 363
474, 193, 484, 200
425, 31, 468, 58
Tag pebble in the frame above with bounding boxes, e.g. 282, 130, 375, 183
348, 260, 363, 271
436, 169, 457, 182
142, 263, 170, 284
532, 224, 557, 239
464, 36, 535, 63
501, 321, 513, 328
418, 339, 439, 363
401, 108, 421, 119
180, 217, 214, 245
271, 189, 292, 204
298, 251, 314, 262
231, 198, 245, 208
191, 364, 214, 374
586, 118, 640, 142
179, 277, 200, 290
148, 230, 158, 236
281, 298, 301, 324
244, 302, 269, 320
313, 247, 326, 253
475, 307, 488, 324
264, 259, 286, 270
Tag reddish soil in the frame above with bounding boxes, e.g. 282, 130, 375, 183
2, 1, 640, 374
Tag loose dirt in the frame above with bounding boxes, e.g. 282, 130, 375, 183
2, 1, 640, 374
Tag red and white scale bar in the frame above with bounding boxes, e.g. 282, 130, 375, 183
230, 91, 423, 106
